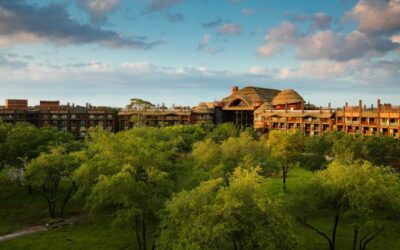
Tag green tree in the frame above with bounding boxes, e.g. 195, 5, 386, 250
0, 120, 11, 170
75, 127, 183, 250
361, 136, 400, 170
163, 125, 206, 153
208, 123, 238, 143
300, 135, 331, 172
331, 134, 363, 164
158, 167, 299, 250
296, 161, 400, 250
192, 132, 278, 184
266, 130, 305, 192
25, 148, 80, 218
126, 98, 155, 127
3, 123, 73, 185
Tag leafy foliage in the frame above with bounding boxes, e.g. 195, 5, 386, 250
158, 167, 299, 250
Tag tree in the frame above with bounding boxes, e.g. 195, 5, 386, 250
361, 136, 400, 171
127, 99, 155, 127
300, 135, 331, 172
207, 123, 238, 143
163, 125, 206, 153
0, 120, 11, 171
3, 123, 73, 186
192, 132, 279, 184
25, 148, 80, 218
331, 133, 363, 164
266, 130, 305, 192
158, 167, 299, 250
295, 161, 400, 250
75, 127, 182, 250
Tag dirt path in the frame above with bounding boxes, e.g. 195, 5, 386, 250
0, 215, 89, 242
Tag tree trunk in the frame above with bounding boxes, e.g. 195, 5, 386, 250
135, 228, 142, 250
361, 231, 382, 250
232, 235, 238, 250
301, 219, 332, 250
282, 163, 287, 192
142, 218, 147, 250
59, 182, 76, 217
331, 207, 340, 250
352, 226, 359, 250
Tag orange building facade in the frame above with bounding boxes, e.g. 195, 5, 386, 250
0, 86, 399, 139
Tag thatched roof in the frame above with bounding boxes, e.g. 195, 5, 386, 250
254, 102, 273, 114
272, 89, 304, 106
222, 86, 281, 109
193, 103, 215, 114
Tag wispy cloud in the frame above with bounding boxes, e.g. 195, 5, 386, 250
197, 35, 222, 54
76, 0, 120, 24
202, 18, 225, 28
219, 23, 242, 35
147, 0, 183, 12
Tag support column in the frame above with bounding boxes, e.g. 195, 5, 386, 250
377, 99, 381, 136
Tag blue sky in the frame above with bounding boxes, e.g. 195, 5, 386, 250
0, 0, 399, 108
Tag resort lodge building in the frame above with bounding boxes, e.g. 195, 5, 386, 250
1, 86, 399, 139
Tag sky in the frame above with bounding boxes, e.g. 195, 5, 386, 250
0, 0, 399, 108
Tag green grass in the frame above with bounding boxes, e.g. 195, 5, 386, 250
0, 218, 135, 250
1, 167, 399, 249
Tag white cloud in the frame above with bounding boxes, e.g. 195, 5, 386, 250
77, 0, 119, 23
257, 22, 298, 58
348, 0, 400, 34
219, 23, 242, 35
197, 35, 222, 54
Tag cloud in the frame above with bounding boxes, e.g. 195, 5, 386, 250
147, 0, 183, 12
249, 59, 400, 86
76, 0, 119, 23
258, 20, 399, 60
241, 8, 255, 16
202, 18, 224, 28
0, 0, 162, 49
392, 34, 400, 44
297, 30, 397, 61
219, 23, 242, 35
197, 35, 222, 54
348, 0, 400, 34
286, 12, 332, 31
257, 22, 299, 57
311, 13, 332, 31
0, 52, 28, 68
165, 12, 185, 22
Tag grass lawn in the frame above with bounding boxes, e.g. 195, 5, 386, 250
1, 167, 399, 249
0, 218, 135, 250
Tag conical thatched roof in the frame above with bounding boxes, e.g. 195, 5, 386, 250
272, 89, 304, 106
193, 102, 215, 113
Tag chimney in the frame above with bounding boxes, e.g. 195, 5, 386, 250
320, 106, 322, 114
285, 102, 288, 113
301, 101, 304, 114
231, 86, 239, 94
359, 100, 362, 112
377, 99, 381, 112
